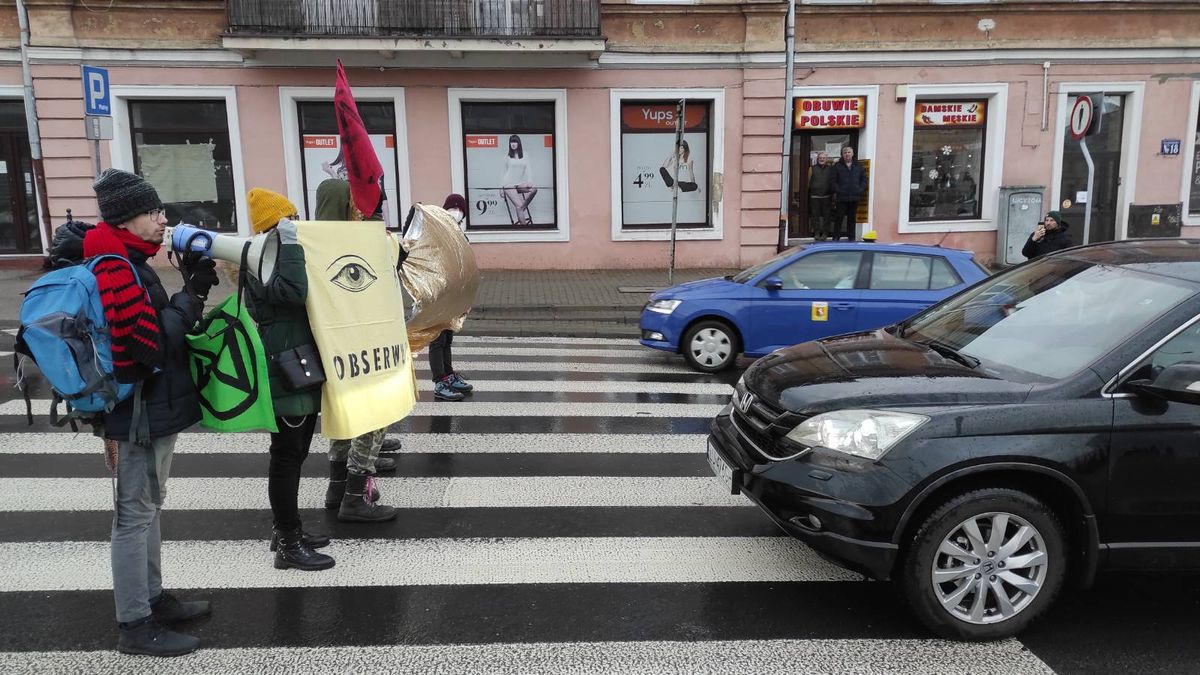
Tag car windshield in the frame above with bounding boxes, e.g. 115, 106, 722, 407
902, 257, 1196, 383
731, 247, 805, 283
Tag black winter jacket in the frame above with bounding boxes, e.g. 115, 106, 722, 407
1021, 224, 1074, 259
102, 249, 204, 441
832, 160, 868, 201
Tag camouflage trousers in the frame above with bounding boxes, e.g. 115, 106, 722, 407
329, 427, 386, 476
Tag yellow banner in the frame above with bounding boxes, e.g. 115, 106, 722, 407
295, 220, 417, 439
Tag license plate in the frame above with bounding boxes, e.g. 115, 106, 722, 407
706, 439, 739, 495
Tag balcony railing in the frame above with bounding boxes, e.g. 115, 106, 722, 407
228, 0, 601, 39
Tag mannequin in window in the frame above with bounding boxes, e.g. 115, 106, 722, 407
500, 135, 537, 226
659, 140, 699, 193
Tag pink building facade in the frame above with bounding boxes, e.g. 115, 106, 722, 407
1, 1, 1198, 269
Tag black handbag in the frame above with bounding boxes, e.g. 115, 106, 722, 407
271, 344, 326, 392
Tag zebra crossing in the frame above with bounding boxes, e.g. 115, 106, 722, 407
0, 335, 1065, 674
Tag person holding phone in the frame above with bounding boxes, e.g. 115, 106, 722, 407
1022, 211, 1073, 259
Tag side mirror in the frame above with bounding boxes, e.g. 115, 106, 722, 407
763, 277, 784, 291
1128, 362, 1200, 406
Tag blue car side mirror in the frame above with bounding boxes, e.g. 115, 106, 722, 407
764, 277, 784, 291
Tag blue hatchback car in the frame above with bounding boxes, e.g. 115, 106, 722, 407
640, 242, 990, 371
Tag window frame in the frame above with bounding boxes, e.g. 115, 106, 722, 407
907, 104, 988, 224
609, 88, 725, 242
448, 88, 570, 243
1182, 80, 1200, 226
459, 101, 559, 233
279, 86, 412, 231
896, 83, 1008, 235
109, 86, 249, 235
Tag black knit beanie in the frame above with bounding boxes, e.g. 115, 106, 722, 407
93, 169, 162, 225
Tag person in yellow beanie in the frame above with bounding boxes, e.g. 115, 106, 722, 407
241, 188, 335, 572
248, 188, 299, 235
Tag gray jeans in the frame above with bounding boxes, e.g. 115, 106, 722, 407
329, 427, 385, 475
111, 434, 176, 624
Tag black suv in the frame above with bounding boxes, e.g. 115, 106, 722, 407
707, 239, 1200, 640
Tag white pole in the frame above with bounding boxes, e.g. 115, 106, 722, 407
777, 0, 796, 252
1080, 136, 1095, 244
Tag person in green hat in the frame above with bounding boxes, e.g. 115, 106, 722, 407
1022, 211, 1073, 259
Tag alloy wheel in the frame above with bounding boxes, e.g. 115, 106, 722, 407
688, 327, 731, 368
931, 511, 1049, 625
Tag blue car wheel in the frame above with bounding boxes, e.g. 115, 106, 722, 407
682, 319, 739, 373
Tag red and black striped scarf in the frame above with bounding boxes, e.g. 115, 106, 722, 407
82, 222, 163, 382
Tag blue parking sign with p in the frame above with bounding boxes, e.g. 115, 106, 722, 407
81, 65, 110, 116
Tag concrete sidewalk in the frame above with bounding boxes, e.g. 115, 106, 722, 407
0, 257, 737, 337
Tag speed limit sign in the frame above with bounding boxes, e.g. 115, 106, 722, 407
1069, 95, 1096, 140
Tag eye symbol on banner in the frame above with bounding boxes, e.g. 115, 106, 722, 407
812, 302, 829, 322
327, 254, 379, 293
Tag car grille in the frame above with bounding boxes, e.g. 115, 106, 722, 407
730, 382, 807, 462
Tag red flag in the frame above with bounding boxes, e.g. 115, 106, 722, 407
334, 59, 384, 219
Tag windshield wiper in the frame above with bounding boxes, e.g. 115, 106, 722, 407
919, 340, 981, 369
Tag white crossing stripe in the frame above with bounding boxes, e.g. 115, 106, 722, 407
430, 346, 660, 359
0, 537, 860, 592
455, 336, 640, 346
0, 639, 1055, 675
0, 399, 723, 418
0, 476, 750, 511
0, 432, 709, 455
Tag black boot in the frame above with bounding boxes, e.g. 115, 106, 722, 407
338, 472, 397, 523
150, 591, 211, 625
325, 460, 348, 510
325, 460, 379, 509
273, 527, 335, 571
117, 616, 199, 657
269, 529, 330, 551
375, 455, 397, 473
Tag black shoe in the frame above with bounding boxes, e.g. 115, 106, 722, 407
269, 529, 330, 551
338, 472, 397, 523
375, 455, 397, 473
117, 616, 200, 657
273, 528, 335, 571
380, 437, 402, 453
150, 592, 210, 626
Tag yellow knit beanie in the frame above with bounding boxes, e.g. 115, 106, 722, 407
248, 188, 298, 234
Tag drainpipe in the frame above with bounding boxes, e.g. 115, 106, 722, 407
17, 0, 53, 252
1041, 61, 1051, 131
776, 0, 796, 253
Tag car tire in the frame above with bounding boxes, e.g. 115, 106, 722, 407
898, 487, 1067, 641
681, 319, 740, 373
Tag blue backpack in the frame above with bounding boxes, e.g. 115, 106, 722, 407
15, 254, 144, 426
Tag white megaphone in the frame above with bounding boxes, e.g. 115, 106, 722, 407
167, 224, 279, 281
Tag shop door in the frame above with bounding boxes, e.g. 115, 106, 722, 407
1057, 94, 1126, 244
789, 131, 858, 239
0, 133, 39, 254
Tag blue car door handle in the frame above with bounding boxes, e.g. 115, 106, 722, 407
832, 303, 854, 310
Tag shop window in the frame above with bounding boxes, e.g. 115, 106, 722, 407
460, 101, 558, 231
618, 100, 712, 230
296, 101, 401, 226
129, 100, 236, 232
1190, 107, 1200, 217
870, 253, 960, 290
908, 100, 986, 223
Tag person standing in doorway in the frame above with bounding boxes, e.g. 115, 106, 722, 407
832, 146, 868, 241
808, 151, 835, 241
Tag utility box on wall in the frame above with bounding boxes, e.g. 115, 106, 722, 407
996, 186, 1045, 266
1127, 203, 1182, 238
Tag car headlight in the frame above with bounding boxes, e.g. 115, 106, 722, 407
645, 299, 682, 314
785, 409, 928, 460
